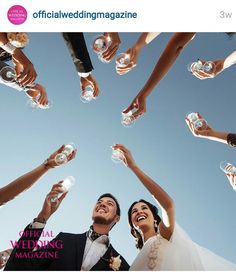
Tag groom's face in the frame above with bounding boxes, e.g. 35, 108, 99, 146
92, 197, 120, 226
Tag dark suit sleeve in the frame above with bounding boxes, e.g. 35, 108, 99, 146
4, 225, 63, 271
119, 255, 130, 271
62, 32, 94, 73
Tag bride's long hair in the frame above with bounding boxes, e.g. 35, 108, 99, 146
128, 199, 161, 249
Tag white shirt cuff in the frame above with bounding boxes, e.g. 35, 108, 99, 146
1, 42, 17, 54
223, 50, 236, 69
78, 72, 91, 78
29, 221, 46, 229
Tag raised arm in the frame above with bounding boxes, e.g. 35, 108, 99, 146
4, 183, 67, 271
0, 145, 76, 206
0, 33, 9, 46
101, 32, 121, 62
113, 144, 175, 239
62, 32, 100, 98
191, 49, 236, 80
185, 112, 236, 147
116, 32, 161, 75
123, 32, 196, 119
0, 32, 37, 86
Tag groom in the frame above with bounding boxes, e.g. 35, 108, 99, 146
5, 182, 129, 271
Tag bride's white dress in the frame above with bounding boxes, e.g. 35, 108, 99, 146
130, 224, 236, 271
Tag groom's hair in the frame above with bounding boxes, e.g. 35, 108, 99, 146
97, 193, 121, 216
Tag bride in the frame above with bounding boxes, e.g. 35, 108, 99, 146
113, 144, 236, 270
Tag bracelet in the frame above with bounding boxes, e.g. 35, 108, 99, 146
43, 159, 55, 170
33, 217, 47, 224
0, 42, 17, 54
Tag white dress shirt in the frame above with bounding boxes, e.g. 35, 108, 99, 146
81, 235, 109, 271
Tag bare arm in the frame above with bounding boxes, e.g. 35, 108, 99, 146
0, 145, 76, 206
204, 130, 228, 144
133, 32, 161, 52
139, 32, 195, 97
185, 112, 236, 146
123, 33, 196, 119
0, 33, 9, 45
0, 32, 37, 86
0, 164, 50, 206
116, 32, 161, 75
192, 49, 236, 80
113, 144, 175, 239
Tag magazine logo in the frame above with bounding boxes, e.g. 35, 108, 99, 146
7, 5, 27, 25
9, 230, 62, 259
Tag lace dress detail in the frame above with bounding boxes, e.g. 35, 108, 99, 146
147, 234, 162, 270
130, 233, 170, 271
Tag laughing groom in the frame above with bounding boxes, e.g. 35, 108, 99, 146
5, 182, 129, 271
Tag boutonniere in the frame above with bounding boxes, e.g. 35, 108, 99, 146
109, 255, 122, 271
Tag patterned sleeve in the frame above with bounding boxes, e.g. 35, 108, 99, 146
227, 133, 236, 147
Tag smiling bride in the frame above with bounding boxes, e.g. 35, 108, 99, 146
112, 144, 236, 271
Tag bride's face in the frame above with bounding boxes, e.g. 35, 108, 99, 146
131, 202, 155, 232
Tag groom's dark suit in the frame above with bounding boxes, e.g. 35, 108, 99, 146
62, 33, 94, 74
5, 225, 129, 271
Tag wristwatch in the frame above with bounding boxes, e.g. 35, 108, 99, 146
33, 216, 47, 224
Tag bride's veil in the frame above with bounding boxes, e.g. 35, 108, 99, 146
161, 223, 236, 271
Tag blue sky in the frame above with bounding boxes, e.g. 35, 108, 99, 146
0, 32, 236, 266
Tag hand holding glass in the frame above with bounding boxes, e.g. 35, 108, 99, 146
55, 143, 76, 165
80, 86, 96, 103
116, 53, 131, 74
121, 111, 135, 127
92, 35, 111, 63
51, 176, 75, 203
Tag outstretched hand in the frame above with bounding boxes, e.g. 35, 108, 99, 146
101, 32, 121, 62
192, 59, 224, 80
45, 145, 77, 169
123, 93, 146, 120
80, 74, 100, 98
116, 47, 138, 75
26, 84, 48, 106
12, 48, 37, 86
185, 112, 213, 138
37, 182, 67, 221
113, 144, 137, 168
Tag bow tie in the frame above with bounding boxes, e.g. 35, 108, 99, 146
88, 229, 102, 241
87, 226, 109, 244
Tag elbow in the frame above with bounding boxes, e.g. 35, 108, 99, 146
166, 198, 175, 212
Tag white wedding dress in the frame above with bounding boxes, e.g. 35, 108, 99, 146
130, 224, 236, 271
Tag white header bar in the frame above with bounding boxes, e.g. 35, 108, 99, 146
1, 0, 235, 31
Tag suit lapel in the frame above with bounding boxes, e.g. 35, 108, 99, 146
76, 232, 87, 270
